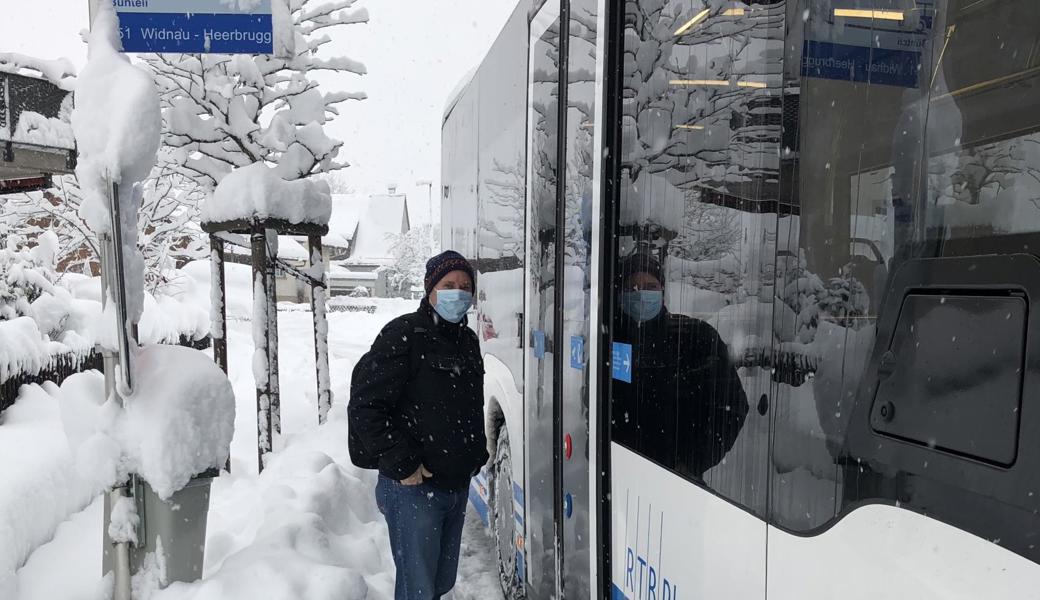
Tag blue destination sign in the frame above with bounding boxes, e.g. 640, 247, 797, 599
113, 0, 273, 54
802, 40, 921, 88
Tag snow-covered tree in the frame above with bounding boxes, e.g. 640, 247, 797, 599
670, 192, 740, 262
146, 0, 369, 192
620, 1, 784, 190
2, 170, 208, 293
383, 224, 439, 297
2, 177, 101, 277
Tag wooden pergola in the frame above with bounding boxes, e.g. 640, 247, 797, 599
201, 216, 332, 471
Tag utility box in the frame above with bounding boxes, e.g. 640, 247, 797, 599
102, 473, 215, 585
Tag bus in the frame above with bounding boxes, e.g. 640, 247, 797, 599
441, 1, 1040, 598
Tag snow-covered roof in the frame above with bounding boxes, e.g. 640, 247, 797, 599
351, 194, 410, 261
324, 232, 352, 249
202, 163, 332, 227
329, 265, 379, 281
327, 194, 364, 244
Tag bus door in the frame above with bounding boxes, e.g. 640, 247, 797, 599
525, 1, 565, 597
558, 0, 600, 598
604, 1, 786, 598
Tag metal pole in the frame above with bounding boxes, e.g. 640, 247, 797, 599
265, 229, 281, 444
251, 228, 273, 471
308, 235, 332, 424
108, 180, 135, 395
100, 181, 133, 600
210, 235, 229, 375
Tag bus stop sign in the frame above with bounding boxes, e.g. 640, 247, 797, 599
113, 0, 273, 54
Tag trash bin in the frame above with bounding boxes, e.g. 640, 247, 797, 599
103, 469, 216, 585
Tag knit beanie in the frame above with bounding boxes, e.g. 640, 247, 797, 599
424, 250, 476, 294
619, 251, 664, 286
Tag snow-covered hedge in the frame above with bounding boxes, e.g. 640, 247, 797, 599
0, 236, 209, 388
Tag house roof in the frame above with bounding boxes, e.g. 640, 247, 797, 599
328, 194, 364, 245
350, 193, 410, 261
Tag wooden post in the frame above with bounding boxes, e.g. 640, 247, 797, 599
210, 235, 229, 375
308, 235, 332, 424
251, 227, 273, 471
265, 228, 281, 444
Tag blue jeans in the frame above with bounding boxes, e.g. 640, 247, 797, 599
376, 475, 468, 600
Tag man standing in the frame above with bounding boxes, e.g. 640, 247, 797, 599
349, 250, 489, 600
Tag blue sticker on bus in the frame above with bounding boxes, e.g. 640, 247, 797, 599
612, 342, 632, 383
534, 330, 546, 359
570, 336, 584, 370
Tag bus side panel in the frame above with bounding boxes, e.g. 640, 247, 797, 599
441, 80, 479, 258
472, 1, 532, 585
609, 444, 765, 600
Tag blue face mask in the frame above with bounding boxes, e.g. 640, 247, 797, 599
622, 290, 663, 323
433, 289, 473, 323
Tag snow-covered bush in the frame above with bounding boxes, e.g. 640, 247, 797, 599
349, 285, 370, 298
0, 233, 59, 323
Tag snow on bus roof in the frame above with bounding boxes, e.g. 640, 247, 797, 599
201, 163, 332, 227
443, 66, 477, 122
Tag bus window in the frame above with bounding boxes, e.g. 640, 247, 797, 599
770, 0, 1040, 563
611, 0, 785, 518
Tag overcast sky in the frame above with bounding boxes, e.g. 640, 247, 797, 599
1, 0, 518, 225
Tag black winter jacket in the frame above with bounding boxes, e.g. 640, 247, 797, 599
612, 310, 748, 479
348, 301, 489, 491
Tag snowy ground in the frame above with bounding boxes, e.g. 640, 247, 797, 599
2, 273, 503, 600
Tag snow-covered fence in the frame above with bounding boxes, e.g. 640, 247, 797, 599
0, 334, 210, 414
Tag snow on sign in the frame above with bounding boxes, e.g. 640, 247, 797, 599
112, 0, 273, 54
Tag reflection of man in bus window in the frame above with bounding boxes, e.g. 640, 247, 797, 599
612, 252, 749, 479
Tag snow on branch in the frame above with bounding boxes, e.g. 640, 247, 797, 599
146, 0, 368, 192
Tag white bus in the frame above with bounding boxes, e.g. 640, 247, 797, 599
442, 1, 1040, 598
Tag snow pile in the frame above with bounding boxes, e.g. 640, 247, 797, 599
154, 414, 394, 600
13, 109, 75, 150
0, 52, 77, 91
72, 3, 160, 331
201, 163, 332, 226
66, 345, 236, 500
0, 373, 108, 597
72, 5, 160, 234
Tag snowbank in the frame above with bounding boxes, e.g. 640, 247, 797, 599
155, 415, 394, 600
0, 373, 107, 597
201, 163, 332, 227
